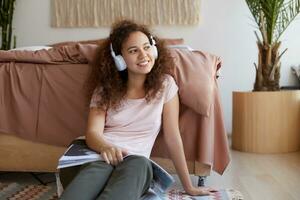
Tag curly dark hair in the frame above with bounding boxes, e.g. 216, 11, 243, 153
86, 20, 174, 110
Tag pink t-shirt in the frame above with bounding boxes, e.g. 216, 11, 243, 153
90, 75, 178, 158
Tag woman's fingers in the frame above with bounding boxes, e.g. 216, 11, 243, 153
207, 187, 218, 192
116, 148, 123, 163
200, 187, 217, 196
121, 149, 128, 156
109, 148, 118, 165
201, 186, 217, 193
106, 151, 114, 165
101, 152, 110, 165
185, 186, 218, 196
109, 147, 121, 165
100, 146, 129, 165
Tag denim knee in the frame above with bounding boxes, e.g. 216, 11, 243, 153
124, 156, 153, 176
126, 155, 152, 167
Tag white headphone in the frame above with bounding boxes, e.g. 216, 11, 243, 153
110, 36, 158, 71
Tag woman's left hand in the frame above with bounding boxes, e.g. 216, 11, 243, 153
184, 186, 217, 196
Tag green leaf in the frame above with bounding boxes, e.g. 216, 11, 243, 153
245, 0, 300, 44
275, 0, 300, 41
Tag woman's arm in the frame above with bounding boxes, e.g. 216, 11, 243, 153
85, 107, 127, 165
162, 94, 215, 196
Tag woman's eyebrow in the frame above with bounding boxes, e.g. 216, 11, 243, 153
127, 46, 137, 51
127, 42, 150, 51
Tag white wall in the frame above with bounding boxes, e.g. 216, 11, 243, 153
12, 0, 300, 133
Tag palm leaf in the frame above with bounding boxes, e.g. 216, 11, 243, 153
245, 0, 300, 44
245, 0, 265, 41
275, 0, 300, 41
260, 0, 284, 44
245, 0, 262, 28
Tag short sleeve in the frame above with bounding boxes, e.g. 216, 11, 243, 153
164, 75, 179, 103
89, 88, 102, 108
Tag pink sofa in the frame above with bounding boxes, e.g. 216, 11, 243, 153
0, 43, 230, 176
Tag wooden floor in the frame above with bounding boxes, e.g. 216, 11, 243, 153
199, 148, 300, 200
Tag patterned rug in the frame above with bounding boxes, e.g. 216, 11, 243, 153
0, 182, 57, 200
161, 188, 243, 200
0, 182, 243, 200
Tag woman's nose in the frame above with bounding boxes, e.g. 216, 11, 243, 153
138, 49, 147, 58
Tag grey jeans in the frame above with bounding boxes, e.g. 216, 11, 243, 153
59, 155, 153, 200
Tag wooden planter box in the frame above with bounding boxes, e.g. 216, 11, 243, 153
232, 91, 300, 153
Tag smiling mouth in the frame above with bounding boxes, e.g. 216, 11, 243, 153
137, 60, 149, 67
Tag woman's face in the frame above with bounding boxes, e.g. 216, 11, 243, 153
121, 31, 156, 76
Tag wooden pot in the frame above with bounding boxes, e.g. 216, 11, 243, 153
232, 91, 300, 153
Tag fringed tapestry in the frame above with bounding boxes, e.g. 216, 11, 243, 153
51, 0, 201, 27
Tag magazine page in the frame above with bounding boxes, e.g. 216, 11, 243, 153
57, 139, 103, 169
140, 188, 162, 200
58, 157, 101, 169
150, 159, 175, 193
61, 141, 100, 160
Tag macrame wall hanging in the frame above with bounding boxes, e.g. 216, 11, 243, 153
51, 0, 201, 27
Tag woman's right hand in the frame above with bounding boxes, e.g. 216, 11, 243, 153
99, 145, 128, 165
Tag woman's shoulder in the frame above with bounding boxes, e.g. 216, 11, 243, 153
90, 86, 103, 107
163, 74, 177, 87
162, 74, 178, 103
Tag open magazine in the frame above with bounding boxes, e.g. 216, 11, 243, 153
57, 138, 175, 195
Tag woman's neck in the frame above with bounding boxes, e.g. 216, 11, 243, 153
127, 75, 146, 99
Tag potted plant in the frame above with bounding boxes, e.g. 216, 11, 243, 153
0, 0, 16, 50
232, 0, 300, 153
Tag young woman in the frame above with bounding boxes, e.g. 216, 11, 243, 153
59, 20, 216, 200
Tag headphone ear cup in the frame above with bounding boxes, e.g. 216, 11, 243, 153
110, 44, 127, 71
152, 45, 158, 59
113, 55, 127, 71
150, 36, 158, 59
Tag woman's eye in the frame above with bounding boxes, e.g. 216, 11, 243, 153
144, 46, 151, 50
128, 49, 137, 54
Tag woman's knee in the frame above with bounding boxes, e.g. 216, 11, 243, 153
126, 155, 151, 165
60, 161, 113, 189
123, 156, 153, 175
